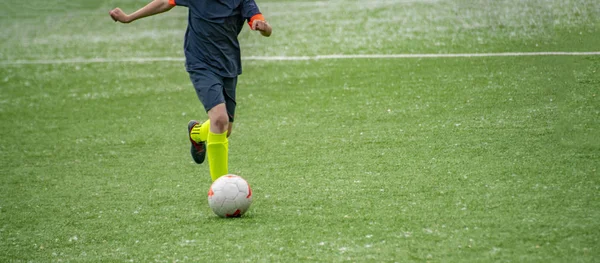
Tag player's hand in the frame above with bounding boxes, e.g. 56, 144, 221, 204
252, 20, 272, 37
109, 8, 132, 23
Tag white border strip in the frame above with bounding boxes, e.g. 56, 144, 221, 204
1, 52, 599, 65
315, 52, 600, 59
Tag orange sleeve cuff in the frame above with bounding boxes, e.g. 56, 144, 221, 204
248, 13, 265, 29
168, 0, 176, 6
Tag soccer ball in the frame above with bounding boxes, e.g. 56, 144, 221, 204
208, 174, 253, 217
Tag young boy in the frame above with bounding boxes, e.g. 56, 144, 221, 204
109, 0, 272, 181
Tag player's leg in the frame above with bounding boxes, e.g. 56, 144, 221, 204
206, 103, 229, 181
205, 76, 237, 181
187, 68, 237, 181
186, 69, 226, 171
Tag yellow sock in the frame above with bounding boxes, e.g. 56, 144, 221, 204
190, 120, 210, 142
207, 130, 228, 181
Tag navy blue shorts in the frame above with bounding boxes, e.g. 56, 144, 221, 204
187, 68, 237, 122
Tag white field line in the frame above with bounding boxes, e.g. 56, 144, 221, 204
1, 52, 600, 65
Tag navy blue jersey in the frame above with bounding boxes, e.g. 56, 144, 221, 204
170, 0, 261, 77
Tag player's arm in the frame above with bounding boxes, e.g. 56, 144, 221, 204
242, 0, 272, 37
250, 15, 272, 37
109, 0, 174, 24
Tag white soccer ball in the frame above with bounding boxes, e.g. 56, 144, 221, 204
208, 174, 253, 218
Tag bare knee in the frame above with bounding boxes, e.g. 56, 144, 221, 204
209, 114, 228, 133
208, 104, 229, 134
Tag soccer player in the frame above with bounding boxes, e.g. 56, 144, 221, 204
109, 0, 272, 181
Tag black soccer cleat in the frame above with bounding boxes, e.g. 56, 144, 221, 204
188, 120, 206, 164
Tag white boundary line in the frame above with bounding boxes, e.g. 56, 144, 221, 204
1, 52, 600, 65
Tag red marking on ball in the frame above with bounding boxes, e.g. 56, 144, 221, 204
226, 209, 242, 217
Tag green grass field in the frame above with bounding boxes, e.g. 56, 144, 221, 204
1, 0, 599, 262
